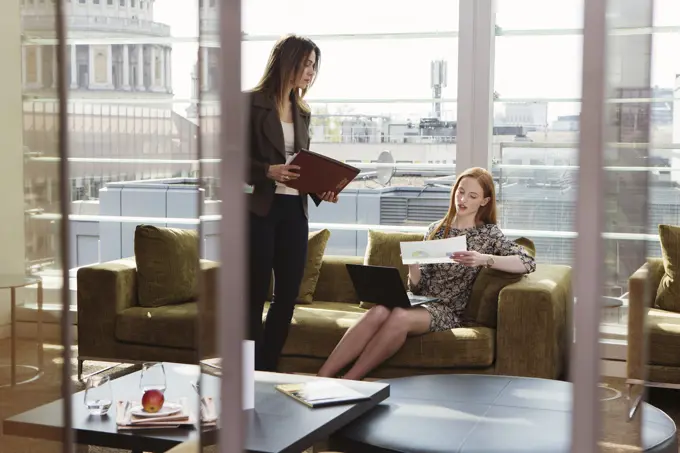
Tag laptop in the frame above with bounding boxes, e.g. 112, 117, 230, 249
345, 264, 438, 309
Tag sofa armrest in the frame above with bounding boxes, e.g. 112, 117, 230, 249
198, 259, 219, 358
627, 258, 664, 381
494, 265, 572, 379
77, 258, 138, 359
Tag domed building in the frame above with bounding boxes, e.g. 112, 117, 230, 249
187, 0, 220, 119
21, 0, 197, 265
21, 0, 196, 199
22, 0, 173, 94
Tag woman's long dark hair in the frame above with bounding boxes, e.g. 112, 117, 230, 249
252, 34, 320, 115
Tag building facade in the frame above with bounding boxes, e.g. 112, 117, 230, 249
21, 0, 197, 267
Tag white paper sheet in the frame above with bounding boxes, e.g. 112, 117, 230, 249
242, 340, 255, 410
400, 235, 467, 264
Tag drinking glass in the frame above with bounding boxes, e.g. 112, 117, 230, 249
140, 362, 167, 393
84, 375, 113, 416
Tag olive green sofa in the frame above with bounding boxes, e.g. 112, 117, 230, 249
77, 254, 571, 380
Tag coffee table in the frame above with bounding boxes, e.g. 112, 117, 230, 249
330, 374, 677, 453
3, 362, 390, 453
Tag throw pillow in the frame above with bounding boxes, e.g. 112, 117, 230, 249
465, 237, 537, 328
298, 229, 332, 303
656, 224, 680, 312
266, 229, 331, 304
134, 225, 200, 308
360, 230, 424, 309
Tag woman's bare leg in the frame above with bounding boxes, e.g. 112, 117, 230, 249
317, 305, 392, 378
343, 307, 431, 380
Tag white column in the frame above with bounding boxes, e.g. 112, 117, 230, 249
456, 0, 495, 171
136, 44, 144, 90
149, 45, 156, 90
70, 44, 78, 88
167, 48, 172, 93
21, 46, 27, 86
51, 46, 57, 88
159, 45, 166, 90
88, 45, 95, 87
106, 44, 113, 88
201, 47, 209, 91
122, 44, 130, 90
0, 0, 26, 338
35, 45, 43, 88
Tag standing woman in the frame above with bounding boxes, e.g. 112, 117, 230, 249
247, 34, 337, 371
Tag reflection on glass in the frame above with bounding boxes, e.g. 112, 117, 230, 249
0, 0, 67, 451
84, 375, 113, 415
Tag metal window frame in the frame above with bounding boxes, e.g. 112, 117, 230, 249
55, 0, 74, 450
456, 0, 495, 171
569, 0, 609, 450
215, 0, 246, 451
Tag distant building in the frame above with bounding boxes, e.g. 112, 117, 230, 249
495, 101, 548, 131
22, 0, 185, 204
21, 0, 196, 266
22, 0, 173, 94
552, 115, 580, 131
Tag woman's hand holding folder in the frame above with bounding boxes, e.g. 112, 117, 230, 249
267, 164, 301, 183
266, 164, 338, 203
317, 191, 339, 203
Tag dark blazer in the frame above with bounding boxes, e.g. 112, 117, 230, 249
247, 90, 321, 218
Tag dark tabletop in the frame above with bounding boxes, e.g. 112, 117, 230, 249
332, 374, 678, 453
3, 363, 390, 453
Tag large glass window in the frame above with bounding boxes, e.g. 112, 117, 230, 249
241, 0, 460, 257
493, 0, 583, 280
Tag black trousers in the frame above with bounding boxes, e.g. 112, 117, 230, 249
249, 194, 308, 371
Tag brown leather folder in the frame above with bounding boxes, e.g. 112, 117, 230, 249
284, 149, 360, 194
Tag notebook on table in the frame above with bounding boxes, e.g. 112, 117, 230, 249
276, 380, 370, 408
284, 149, 360, 194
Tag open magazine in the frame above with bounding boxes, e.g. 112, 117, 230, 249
400, 235, 467, 265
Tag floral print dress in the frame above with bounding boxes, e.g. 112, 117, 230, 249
408, 222, 536, 332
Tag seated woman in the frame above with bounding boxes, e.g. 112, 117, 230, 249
317, 167, 536, 380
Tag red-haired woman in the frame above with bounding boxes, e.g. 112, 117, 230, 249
317, 167, 536, 380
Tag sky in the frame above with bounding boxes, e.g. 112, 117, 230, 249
152, 0, 680, 121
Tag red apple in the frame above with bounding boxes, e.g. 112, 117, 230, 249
141, 389, 165, 413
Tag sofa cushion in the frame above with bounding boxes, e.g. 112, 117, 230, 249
656, 224, 680, 312
265, 229, 331, 304
361, 230, 424, 309
116, 301, 197, 349
312, 255, 363, 303
465, 237, 537, 328
134, 225, 199, 308
648, 308, 680, 367
272, 302, 495, 368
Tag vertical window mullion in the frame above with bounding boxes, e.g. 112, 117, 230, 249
456, 0, 495, 172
